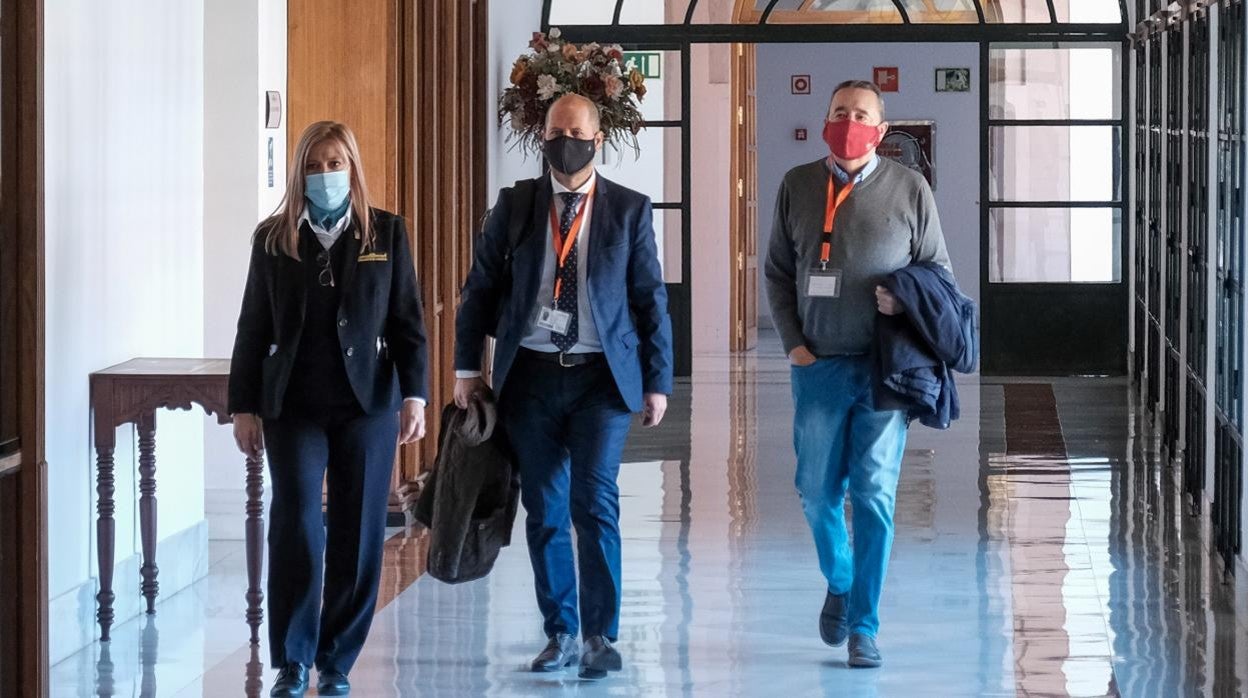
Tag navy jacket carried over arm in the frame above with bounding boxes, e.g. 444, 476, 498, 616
873, 262, 978, 429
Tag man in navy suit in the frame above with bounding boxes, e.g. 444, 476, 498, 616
454, 93, 673, 680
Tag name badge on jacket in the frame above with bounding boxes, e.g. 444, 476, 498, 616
358, 252, 389, 263
806, 266, 843, 298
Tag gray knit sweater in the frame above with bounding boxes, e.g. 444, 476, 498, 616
765, 156, 952, 357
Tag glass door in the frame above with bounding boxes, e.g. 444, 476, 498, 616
982, 41, 1129, 374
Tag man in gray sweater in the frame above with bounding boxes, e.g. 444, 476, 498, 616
765, 80, 951, 668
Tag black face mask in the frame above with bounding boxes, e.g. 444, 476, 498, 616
542, 136, 597, 175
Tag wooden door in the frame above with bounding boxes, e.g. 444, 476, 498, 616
0, 0, 47, 693
730, 43, 759, 352
287, 0, 488, 518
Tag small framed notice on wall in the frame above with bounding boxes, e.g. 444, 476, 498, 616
879, 121, 936, 189
265, 90, 283, 129
934, 68, 971, 93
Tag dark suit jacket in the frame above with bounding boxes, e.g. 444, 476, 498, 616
454, 174, 673, 412
228, 208, 429, 419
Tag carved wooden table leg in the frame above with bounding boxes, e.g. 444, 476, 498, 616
245, 645, 264, 697
245, 453, 265, 645
137, 411, 159, 614
95, 440, 116, 642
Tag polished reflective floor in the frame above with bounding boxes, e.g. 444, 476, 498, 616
51, 336, 1248, 696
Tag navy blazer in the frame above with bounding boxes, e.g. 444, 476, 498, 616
455, 174, 673, 412
228, 208, 429, 419
873, 262, 978, 429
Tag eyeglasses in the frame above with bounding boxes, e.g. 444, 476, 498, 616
316, 250, 335, 287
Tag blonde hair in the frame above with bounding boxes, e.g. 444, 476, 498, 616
259, 121, 376, 259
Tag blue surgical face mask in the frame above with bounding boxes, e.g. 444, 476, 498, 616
305, 170, 351, 211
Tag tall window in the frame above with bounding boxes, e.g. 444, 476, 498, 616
987, 43, 1124, 283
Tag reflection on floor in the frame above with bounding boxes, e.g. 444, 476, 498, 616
51, 338, 1248, 697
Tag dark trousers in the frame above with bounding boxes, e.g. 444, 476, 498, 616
262, 404, 398, 673
500, 352, 634, 641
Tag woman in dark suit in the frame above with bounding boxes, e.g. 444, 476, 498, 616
228, 121, 428, 698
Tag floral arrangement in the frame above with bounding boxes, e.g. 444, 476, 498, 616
498, 28, 648, 156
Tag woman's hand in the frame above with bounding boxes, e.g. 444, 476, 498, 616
398, 400, 427, 444
232, 413, 264, 459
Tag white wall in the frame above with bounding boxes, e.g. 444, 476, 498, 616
202, 0, 287, 540
487, 1, 543, 199
45, 0, 207, 663
689, 42, 734, 355
756, 43, 982, 329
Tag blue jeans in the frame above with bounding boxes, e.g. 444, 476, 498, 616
791, 355, 907, 638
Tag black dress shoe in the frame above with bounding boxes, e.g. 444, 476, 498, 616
820, 591, 849, 647
270, 663, 309, 697
848, 633, 882, 668
578, 636, 622, 680
317, 670, 351, 696
531, 633, 579, 672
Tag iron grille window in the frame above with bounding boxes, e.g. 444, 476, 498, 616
1134, 38, 1148, 381
1213, 0, 1245, 569
1184, 11, 1212, 507
1163, 27, 1184, 456
1147, 32, 1164, 406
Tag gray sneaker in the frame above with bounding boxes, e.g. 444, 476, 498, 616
847, 633, 882, 668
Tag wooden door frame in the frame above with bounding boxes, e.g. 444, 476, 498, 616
729, 42, 758, 353
0, 0, 47, 693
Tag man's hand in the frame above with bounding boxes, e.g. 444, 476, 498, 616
642, 393, 667, 427
232, 413, 264, 459
454, 376, 487, 409
788, 346, 818, 367
876, 285, 904, 316
398, 400, 427, 444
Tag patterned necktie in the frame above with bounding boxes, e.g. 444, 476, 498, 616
551, 192, 585, 351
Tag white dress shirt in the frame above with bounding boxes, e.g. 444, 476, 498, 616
299, 204, 353, 250
456, 172, 604, 379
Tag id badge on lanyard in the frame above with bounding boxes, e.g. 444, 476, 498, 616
536, 184, 593, 335
807, 177, 853, 299
536, 306, 572, 335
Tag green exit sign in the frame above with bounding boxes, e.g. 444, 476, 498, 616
623, 51, 661, 79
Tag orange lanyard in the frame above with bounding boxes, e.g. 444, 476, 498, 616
548, 183, 594, 301
820, 177, 855, 266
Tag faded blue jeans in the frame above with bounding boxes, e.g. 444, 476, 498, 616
790, 354, 907, 638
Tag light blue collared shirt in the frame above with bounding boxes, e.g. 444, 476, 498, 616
828, 154, 880, 185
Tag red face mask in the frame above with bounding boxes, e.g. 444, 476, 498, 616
822, 119, 882, 161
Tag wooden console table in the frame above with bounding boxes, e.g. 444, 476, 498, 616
90, 358, 264, 644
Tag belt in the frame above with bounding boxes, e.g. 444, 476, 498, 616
518, 348, 604, 368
